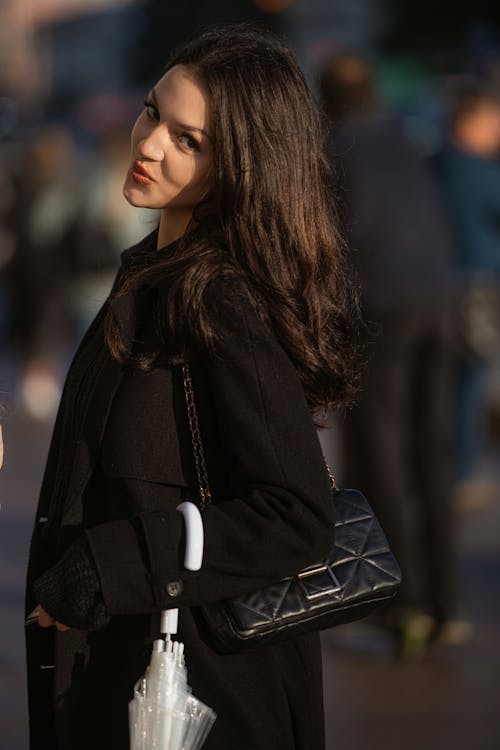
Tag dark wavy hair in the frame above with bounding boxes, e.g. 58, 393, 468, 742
105, 24, 363, 420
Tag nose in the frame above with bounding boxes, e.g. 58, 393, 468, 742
137, 131, 164, 162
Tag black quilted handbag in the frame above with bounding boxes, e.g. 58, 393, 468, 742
182, 365, 402, 654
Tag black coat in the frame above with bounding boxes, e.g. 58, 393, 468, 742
25, 231, 333, 750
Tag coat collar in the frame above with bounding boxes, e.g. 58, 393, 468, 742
111, 227, 181, 351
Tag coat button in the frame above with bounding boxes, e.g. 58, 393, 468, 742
166, 580, 183, 597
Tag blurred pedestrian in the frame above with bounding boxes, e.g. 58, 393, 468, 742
6, 127, 81, 419
25, 26, 362, 750
434, 83, 500, 506
319, 55, 464, 657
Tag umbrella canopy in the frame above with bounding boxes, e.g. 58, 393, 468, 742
129, 502, 216, 750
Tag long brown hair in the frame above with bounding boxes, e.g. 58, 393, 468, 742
105, 24, 363, 420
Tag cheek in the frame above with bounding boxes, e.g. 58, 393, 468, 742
162, 152, 200, 188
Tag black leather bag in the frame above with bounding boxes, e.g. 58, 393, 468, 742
182, 365, 402, 654
200, 487, 402, 653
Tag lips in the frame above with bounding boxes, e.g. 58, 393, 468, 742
131, 160, 154, 184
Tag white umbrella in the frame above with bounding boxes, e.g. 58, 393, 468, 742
129, 502, 216, 750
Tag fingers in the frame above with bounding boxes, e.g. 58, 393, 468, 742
38, 605, 55, 628
38, 605, 71, 631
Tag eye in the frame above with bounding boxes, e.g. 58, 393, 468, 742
143, 98, 159, 122
178, 132, 200, 151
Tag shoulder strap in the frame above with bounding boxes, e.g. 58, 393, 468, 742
182, 363, 212, 510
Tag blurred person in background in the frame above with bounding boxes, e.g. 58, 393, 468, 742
319, 55, 467, 658
4, 125, 142, 418
5, 127, 81, 419
434, 84, 500, 507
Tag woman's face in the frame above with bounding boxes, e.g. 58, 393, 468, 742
123, 65, 213, 212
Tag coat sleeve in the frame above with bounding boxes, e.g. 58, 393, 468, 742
36, 283, 335, 623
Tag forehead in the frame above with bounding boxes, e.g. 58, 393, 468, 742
154, 65, 211, 133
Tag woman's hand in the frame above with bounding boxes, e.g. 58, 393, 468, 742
37, 604, 71, 632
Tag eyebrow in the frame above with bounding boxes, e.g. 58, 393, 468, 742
149, 87, 211, 140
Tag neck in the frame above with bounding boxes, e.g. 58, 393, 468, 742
157, 209, 193, 250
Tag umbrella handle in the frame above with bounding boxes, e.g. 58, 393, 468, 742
160, 501, 204, 637
176, 501, 204, 571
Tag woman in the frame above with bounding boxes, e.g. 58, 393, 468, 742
25, 25, 361, 750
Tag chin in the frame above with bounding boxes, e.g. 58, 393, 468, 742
123, 184, 157, 209
123, 192, 144, 208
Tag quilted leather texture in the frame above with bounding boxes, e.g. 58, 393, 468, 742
200, 489, 402, 653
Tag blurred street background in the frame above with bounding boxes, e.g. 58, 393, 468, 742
1, 1, 500, 748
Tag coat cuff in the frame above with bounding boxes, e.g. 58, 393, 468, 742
85, 507, 199, 615
85, 519, 155, 616
33, 535, 110, 631
136, 509, 201, 610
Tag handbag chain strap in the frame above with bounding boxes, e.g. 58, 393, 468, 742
182, 363, 212, 510
181, 362, 336, 511
325, 463, 337, 491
